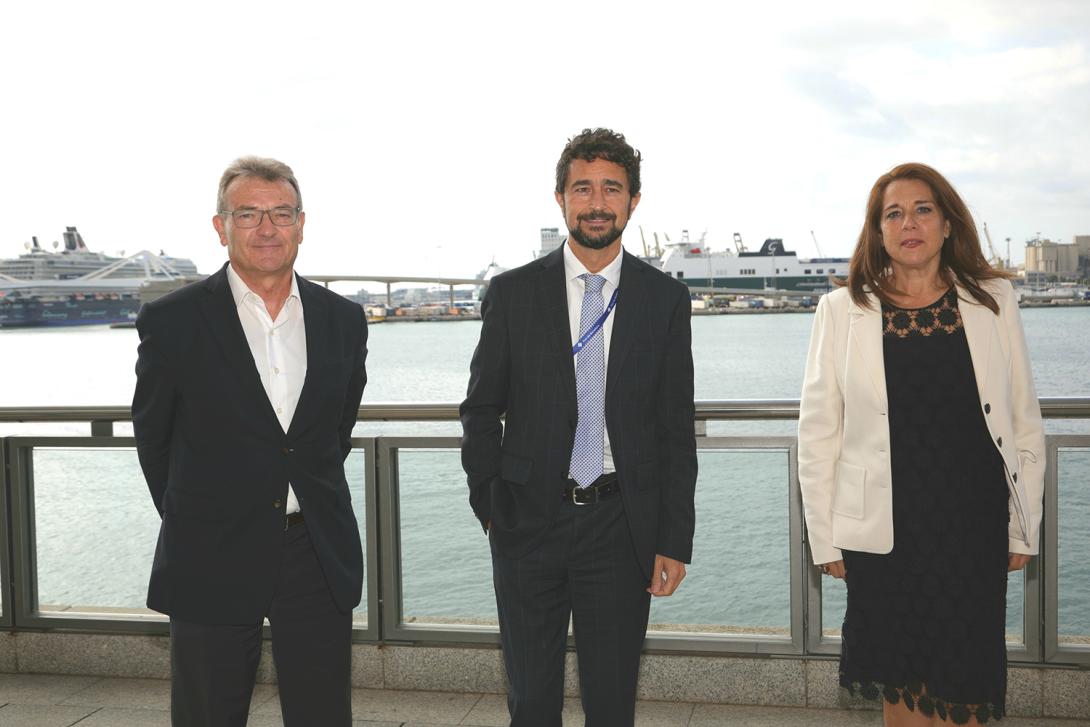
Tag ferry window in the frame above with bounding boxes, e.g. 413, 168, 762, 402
804, 269, 811, 274
676, 271, 684, 279
817, 269, 824, 274
829, 268, 836, 273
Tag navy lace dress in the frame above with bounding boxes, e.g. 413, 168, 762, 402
839, 288, 1011, 723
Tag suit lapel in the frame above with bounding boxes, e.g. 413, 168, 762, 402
956, 283, 993, 400
606, 251, 644, 398
287, 275, 329, 437
538, 247, 577, 399
847, 291, 888, 407
197, 264, 282, 433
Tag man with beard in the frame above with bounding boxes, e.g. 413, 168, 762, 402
460, 128, 696, 726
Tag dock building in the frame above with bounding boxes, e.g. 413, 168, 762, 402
1025, 235, 1090, 284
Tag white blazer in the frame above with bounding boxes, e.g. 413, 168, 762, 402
798, 278, 1045, 565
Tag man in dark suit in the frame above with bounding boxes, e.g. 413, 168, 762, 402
460, 129, 697, 726
132, 157, 367, 727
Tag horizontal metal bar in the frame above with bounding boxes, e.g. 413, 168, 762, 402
3, 397, 1088, 423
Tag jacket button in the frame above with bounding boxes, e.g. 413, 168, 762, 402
984, 403, 991, 414
282, 447, 293, 454
996, 437, 1003, 447
273, 500, 282, 509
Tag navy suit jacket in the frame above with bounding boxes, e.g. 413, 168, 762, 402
460, 246, 697, 577
132, 263, 367, 624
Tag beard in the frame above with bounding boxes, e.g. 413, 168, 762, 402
568, 212, 626, 250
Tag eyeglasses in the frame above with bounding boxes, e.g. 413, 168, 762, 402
220, 207, 301, 228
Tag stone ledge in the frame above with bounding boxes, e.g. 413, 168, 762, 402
1, 632, 1086, 717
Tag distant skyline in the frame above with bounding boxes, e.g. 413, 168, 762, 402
4, 1, 1088, 288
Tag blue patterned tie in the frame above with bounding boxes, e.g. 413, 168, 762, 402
569, 273, 607, 488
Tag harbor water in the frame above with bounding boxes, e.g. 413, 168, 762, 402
2, 307, 1089, 639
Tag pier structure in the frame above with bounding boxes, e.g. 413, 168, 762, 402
1, 401, 1089, 723
305, 274, 485, 308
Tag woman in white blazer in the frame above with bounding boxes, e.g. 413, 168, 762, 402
798, 163, 1044, 727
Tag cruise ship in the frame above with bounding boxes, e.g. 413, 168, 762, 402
0, 228, 198, 328
658, 231, 848, 293
0, 227, 197, 280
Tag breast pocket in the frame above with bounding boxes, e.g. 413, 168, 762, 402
832, 460, 866, 519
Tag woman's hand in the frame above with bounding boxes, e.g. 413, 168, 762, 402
1008, 553, 1032, 572
819, 560, 847, 580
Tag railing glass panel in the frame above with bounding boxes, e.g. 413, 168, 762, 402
821, 577, 846, 641
1007, 572, 1026, 647
649, 447, 791, 637
31, 446, 156, 613
1058, 447, 1090, 646
346, 448, 368, 627
396, 447, 494, 626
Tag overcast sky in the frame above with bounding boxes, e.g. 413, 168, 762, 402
3, 0, 1088, 289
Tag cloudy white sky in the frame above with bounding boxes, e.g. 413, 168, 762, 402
3, 0, 1088, 288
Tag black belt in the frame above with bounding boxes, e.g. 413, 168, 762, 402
562, 472, 620, 505
285, 512, 305, 530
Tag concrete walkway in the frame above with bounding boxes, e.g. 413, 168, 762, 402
0, 673, 1087, 726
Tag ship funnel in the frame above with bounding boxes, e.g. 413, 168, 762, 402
62, 226, 88, 251
32, 236, 41, 249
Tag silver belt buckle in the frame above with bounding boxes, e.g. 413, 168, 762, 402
572, 483, 595, 506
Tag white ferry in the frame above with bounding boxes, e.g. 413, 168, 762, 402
658, 231, 848, 292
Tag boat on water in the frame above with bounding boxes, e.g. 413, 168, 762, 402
1, 227, 198, 280
658, 231, 848, 293
0, 228, 199, 328
1017, 283, 1090, 304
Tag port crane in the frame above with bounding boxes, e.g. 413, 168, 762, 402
982, 222, 1006, 269
810, 230, 825, 258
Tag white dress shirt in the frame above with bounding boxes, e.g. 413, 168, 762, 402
226, 263, 307, 514
562, 240, 622, 474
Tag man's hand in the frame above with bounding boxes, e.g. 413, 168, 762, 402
647, 554, 686, 597
1008, 553, 1032, 572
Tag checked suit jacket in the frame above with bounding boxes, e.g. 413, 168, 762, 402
132, 263, 367, 624
460, 245, 697, 576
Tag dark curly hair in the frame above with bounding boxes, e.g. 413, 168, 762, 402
555, 128, 642, 196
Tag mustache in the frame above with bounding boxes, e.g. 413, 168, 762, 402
577, 211, 616, 222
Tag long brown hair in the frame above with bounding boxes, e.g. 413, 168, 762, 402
841, 162, 1010, 313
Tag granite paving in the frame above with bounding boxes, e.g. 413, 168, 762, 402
0, 673, 1086, 725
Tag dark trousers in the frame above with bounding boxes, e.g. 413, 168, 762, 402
491, 495, 651, 727
170, 523, 352, 727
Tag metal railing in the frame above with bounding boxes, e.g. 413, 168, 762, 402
1, 399, 1088, 666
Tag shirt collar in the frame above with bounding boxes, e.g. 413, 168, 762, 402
562, 239, 623, 288
226, 263, 300, 310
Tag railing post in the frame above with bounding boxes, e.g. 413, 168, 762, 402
0, 439, 13, 628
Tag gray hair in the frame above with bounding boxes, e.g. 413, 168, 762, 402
216, 156, 302, 213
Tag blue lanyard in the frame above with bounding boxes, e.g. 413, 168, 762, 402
571, 287, 619, 356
